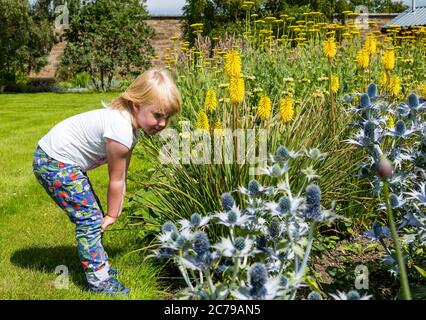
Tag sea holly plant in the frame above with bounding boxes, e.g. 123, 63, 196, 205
346, 83, 426, 299
148, 146, 344, 300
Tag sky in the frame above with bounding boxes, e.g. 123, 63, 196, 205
145, 0, 186, 15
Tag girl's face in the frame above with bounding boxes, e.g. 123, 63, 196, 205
132, 103, 171, 135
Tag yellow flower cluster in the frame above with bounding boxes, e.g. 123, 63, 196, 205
280, 98, 294, 123
205, 88, 217, 112
330, 75, 340, 94
389, 75, 401, 97
196, 110, 210, 130
382, 50, 395, 71
257, 96, 272, 121
323, 37, 337, 60
364, 35, 377, 56
225, 50, 241, 78
230, 77, 245, 104
357, 50, 370, 70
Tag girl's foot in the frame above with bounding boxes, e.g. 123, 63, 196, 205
88, 277, 130, 297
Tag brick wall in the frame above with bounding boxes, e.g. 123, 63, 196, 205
146, 16, 184, 66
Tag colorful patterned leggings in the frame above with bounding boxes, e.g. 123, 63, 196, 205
32, 145, 110, 286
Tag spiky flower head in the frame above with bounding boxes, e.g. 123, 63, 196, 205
225, 50, 242, 78
323, 37, 337, 60
190, 213, 202, 227
408, 93, 419, 109
257, 95, 272, 121
248, 179, 260, 196
269, 218, 281, 239
389, 75, 401, 97
360, 93, 372, 108
394, 120, 406, 136
205, 88, 217, 112
306, 184, 321, 207
276, 146, 289, 160
227, 210, 237, 223
330, 74, 339, 94
364, 121, 376, 140
278, 196, 291, 214
222, 192, 235, 211
162, 221, 177, 233
367, 83, 378, 98
379, 71, 388, 88
196, 110, 209, 130
357, 50, 370, 70
389, 193, 400, 209
255, 236, 267, 251
382, 49, 395, 71
249, 263, 268, 288
230, 76, 245, 104
193, 232, 210, 256
308, 291, 323, 300
279, 97, 294, 123
346, 291, 361, 300
364, 35, 377, 56
234, 237, 246, 251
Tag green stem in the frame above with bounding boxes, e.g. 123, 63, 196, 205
383, 179, 411, 300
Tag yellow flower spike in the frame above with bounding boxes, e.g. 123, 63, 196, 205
330, 75, 340, 94
364, 35, 377, 56
213, 120, 225, 137
205, 88, 217, 112
196, 111, 209, 130
422, 83, 426, 98
225, 50, 241, 78
379, 71, 388, 88
323, 37, 337, 60
229, 77, 245, 104
387, 114, 395, 129
389, 75, 401, 97
257, 96, 272, 121
280, 98, 294, 124
382, 49, 395, 71
356, 50, 370, 70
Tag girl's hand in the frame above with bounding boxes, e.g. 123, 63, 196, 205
101, 215, 117, 232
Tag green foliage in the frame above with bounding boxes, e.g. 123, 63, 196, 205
0, 0, 55, 85
60, 0, 155, 92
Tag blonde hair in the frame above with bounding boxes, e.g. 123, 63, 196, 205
110, 68, 182, 130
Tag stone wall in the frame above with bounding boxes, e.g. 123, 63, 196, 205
146, 16, 184, 66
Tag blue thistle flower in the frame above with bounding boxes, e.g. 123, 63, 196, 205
364, 121, 376, 140
222, 192, 235, 211
343, 94, 354, 103
306, 184, 321, 207
367, 83, 378, 98
365, 222, 391, 240
269, 218, 281, 239
249, 286, 267, 299
234, 237, 246, 251
304, 205, 322, 221
255, 236, 267, 251
360, 93, 372, 108
190, 213, 201, 227
346, 290, 361, 300
276, 146, 289, 160
171, 231, 179, 242
389, 193, 399, 209
249, 263, 268, 289
193, 232, 210, 256
394, 120, 406, 136
248, 179, 260, 196
408, 93, 419, 109
176, 236, 187, 248
278, 196, 291, 214
280, 275, 289, 287
308, 291, 323, 300
162, 221, 177, 233
227, 210, 237, 223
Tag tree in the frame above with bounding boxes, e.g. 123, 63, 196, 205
0, 0, 55, 83
60, 0, 155, 91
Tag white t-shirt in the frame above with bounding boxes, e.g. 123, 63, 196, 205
38, 105, 140, 172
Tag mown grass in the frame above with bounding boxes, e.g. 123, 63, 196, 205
0, 93, 169, 300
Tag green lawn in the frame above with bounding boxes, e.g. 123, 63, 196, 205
0, 93, 168, 299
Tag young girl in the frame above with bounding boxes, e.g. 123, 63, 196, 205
32, 69, 182, 297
